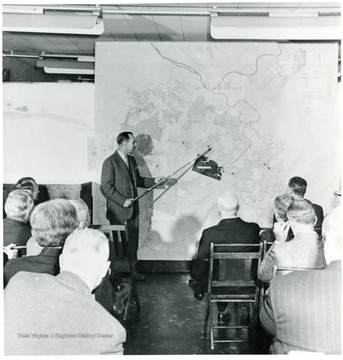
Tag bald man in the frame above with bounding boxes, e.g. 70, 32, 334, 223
189, 192, 260, 325
4, 229, 126, 355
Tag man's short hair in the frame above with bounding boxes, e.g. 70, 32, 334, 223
274, 194, 294, 221
117, 131, 133, 145
287, 199, 316, 224
217, 192, 239, 214
288, 176, 307, 197
4, 189, 34, 223
68, 199, 91, 229
30, 199, 78, 247
61, 229, 109, 271
14, 177, 38, 192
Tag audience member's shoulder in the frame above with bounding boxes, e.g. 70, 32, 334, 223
6, 271, 53, 291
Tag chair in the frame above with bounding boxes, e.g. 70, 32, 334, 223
91, 224, 140, 320
205, 242, 263, 350
273, 265, 319, 278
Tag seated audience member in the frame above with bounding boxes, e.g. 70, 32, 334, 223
261, 194, 294, 243
288, 176, 324, 233
3, 189, 34, 248
189, 192, 260, 325
258, 199, 326, 283
14, 177, 40, 203
26, 198, 91, 256
68, 198, 91, 229
4, 199, 78, 286
260, 204, 341, 354
4, 228, 126, 355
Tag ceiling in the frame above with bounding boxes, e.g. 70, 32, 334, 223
2, 2, 341, 57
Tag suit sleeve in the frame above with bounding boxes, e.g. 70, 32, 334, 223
260, 284, 277, 336
258, 244, 277, 282
100, 158, 127, 206
133, 158, 156, 189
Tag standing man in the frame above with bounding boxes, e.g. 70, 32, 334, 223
101, 131, 165, 281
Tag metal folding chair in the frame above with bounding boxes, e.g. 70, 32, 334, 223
205, 242, 263, 350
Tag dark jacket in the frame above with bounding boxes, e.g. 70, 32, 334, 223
3, 217, 31, 247
100, 150, 155, 221
190, 217, 260, 292
4, 247, 61, 287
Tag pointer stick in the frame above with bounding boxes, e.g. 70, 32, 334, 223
132, 147, 212, 202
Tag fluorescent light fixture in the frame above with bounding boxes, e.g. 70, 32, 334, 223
210, 12, 341, 40
36, 59, 95, 75
3, 9, 104, 35
44, 67, 95, 75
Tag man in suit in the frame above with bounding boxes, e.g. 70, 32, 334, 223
260, 204, 341, 354
4, 199, 78, 286
101, 131, 165, 281
288, 176, 324, 233
189, 192, 260, 325
258, 199, 326, 283
4, 228, 126, 355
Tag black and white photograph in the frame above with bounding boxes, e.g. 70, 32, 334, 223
2, 0, 341, 356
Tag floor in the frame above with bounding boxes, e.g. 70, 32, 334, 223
119, 273, 266, 355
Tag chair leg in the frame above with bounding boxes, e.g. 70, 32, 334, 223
209, 301, 214, 350
123, 285, 132, 321
203, 299, 210, 338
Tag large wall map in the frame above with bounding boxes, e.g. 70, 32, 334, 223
94, 42, 339, 260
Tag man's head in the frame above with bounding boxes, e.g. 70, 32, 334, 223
117, 131, 136, 155
15, 177, 39, 201
30, 199, 78, 247
59, 229, 110, 291
288, 176, 307, 199
68, 199, 91, 229
5, 189, 34, 223
322, 205, 342, 265
274, 194, 294, 222
287, 199, 316, 234
217, 192, 239, 217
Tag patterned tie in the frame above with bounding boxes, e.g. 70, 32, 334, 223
123, 155, 129, 167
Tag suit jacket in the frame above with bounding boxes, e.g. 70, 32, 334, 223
3, 217, 31, 247
101, 150, 155, 221
260, 261, 341, 354
190, 217, 260, 292
4, 271, 126, 355
257, 232, 326, 283
312, 203, 324, 231
4, 247, 61, 287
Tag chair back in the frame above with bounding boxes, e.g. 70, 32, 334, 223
208, 243, 262, 290
273, 265, 320, 277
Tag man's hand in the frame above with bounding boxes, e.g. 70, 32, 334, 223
273, 221, 290, 243
3, 243, 18, 260
155, 177, 167, 185
123, 199, 133, 208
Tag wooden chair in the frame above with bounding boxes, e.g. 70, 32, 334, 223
91, 224, 140, 320
272, 265, 319, 278
205, 242, 263, 350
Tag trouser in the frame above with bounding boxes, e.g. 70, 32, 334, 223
108, 214, 139, 279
